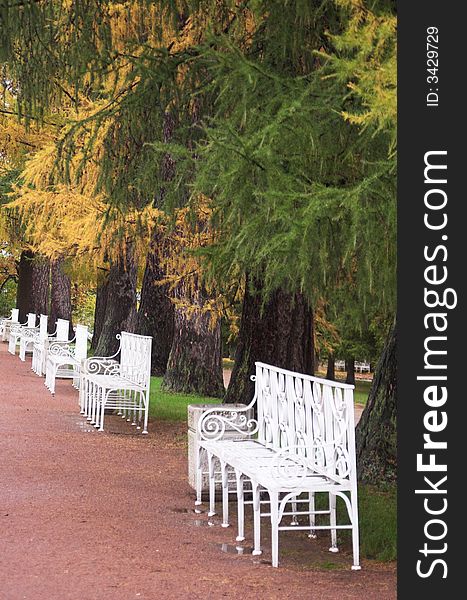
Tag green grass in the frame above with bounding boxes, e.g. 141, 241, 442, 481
312, 484, 396, 562
149, 377, 221, 421
353, 380, 372, 406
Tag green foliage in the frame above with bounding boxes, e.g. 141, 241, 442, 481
0, 275, 16, 315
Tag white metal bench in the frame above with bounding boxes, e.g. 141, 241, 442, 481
197, 362, 360, 569
0, 308, 19, 342
79, 331, 152, 433
8, 313, 36, 355
45, 324, 89, 395
19, 314, 47, 362
32, 318, 69, 376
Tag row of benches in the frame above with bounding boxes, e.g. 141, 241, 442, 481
2, 309, 360, 570
1, 308, 152, 434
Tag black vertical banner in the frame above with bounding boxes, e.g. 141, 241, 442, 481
398, 2, 465, 597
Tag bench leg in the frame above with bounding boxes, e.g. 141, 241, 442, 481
221, 461, 230, 528
252, 483, 262, 556
195, 447, 203, 506
329, 492, 338, 552
270, 490, 280, 567
142, 391, 149, 434
208, 453, 216, 517
350, 489, 361, 570
235, 470, 244, 541
308, 492, 317, 539
290, 498, 299, 526
98, 388, 106, 431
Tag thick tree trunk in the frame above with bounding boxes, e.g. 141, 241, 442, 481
91, 269, 110, 351
31, 256, 50, 316
326, 354, 335, 381
94, 245, 138, 357
224, 279, 314, 405
49, 257, 73, 337
356, 324, 397, 484
162, 283, 224, 397
16, 250, 35, 322
136, 235, 174, 376
345, 358, 355, 385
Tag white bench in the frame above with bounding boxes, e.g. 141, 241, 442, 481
197, 362, 360, 569
0, 308, 19, 341
45, 324, 89, 395
355, 361, 371, 373
19, 314, 48, 362
32, 318, 69, 376
79, 331, 152, 433
8, 313, 36, 355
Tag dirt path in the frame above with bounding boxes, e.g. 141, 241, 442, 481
0, 344, 395, 600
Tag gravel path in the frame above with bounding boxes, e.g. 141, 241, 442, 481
0, 343, 395, 599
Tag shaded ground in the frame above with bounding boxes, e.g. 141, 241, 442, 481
0, 344, 395, 599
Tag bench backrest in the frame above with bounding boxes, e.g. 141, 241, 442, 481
119, 331, 152, 389
11, 308, 19, 323
26, 313, 36, 328
75, 324, 88, 361
56, 319, 69, 341
255, 362, 356, 483
39, 315, 48, 340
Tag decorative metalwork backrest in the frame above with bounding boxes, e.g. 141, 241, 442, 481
75, 325, 88, 361
39, 315, 48, 340
119, 331, 152, 389
255, 362, 356, 483
56, 319, 69, 341
26, 313, 36, 328
11, 308, 19, 323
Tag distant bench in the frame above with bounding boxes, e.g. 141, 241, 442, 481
196, 362, 361, 569
79, 331, 152, 433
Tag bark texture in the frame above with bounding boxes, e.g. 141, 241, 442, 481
355, 324, 397, 484
31, 256, 50, 316
224, 280, 314, 405
345, 358, 355, 385
94, 246, 138, 357
49, 257, 73, 337
15, 250, 35, 322
162, 284, 224, 397
91, 269, 110, 351
326, 354, 335, 381
136, 236, 174, 376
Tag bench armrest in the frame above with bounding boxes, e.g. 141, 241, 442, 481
81, 356, 120, 376
198, 375, 258, 441
48, 340, 76, 359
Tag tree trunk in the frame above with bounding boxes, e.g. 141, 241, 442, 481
356, 324, 397, 484
162, 283, 224, 397
224, 278, 314, 405
31, 256, 50, 316
91, 269, 110, 351
326, 354, 335, 381
16, 250, 35, 322
136, 234, 174, 376
94, 245, 138, 357
49, 257, 73, 337
345, 358, 355, 385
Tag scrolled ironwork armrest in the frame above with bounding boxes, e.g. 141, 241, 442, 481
82, 356, 120, 375
198, 377, 258, 442
198, 407, 259, 441
48, 340, 75, 359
